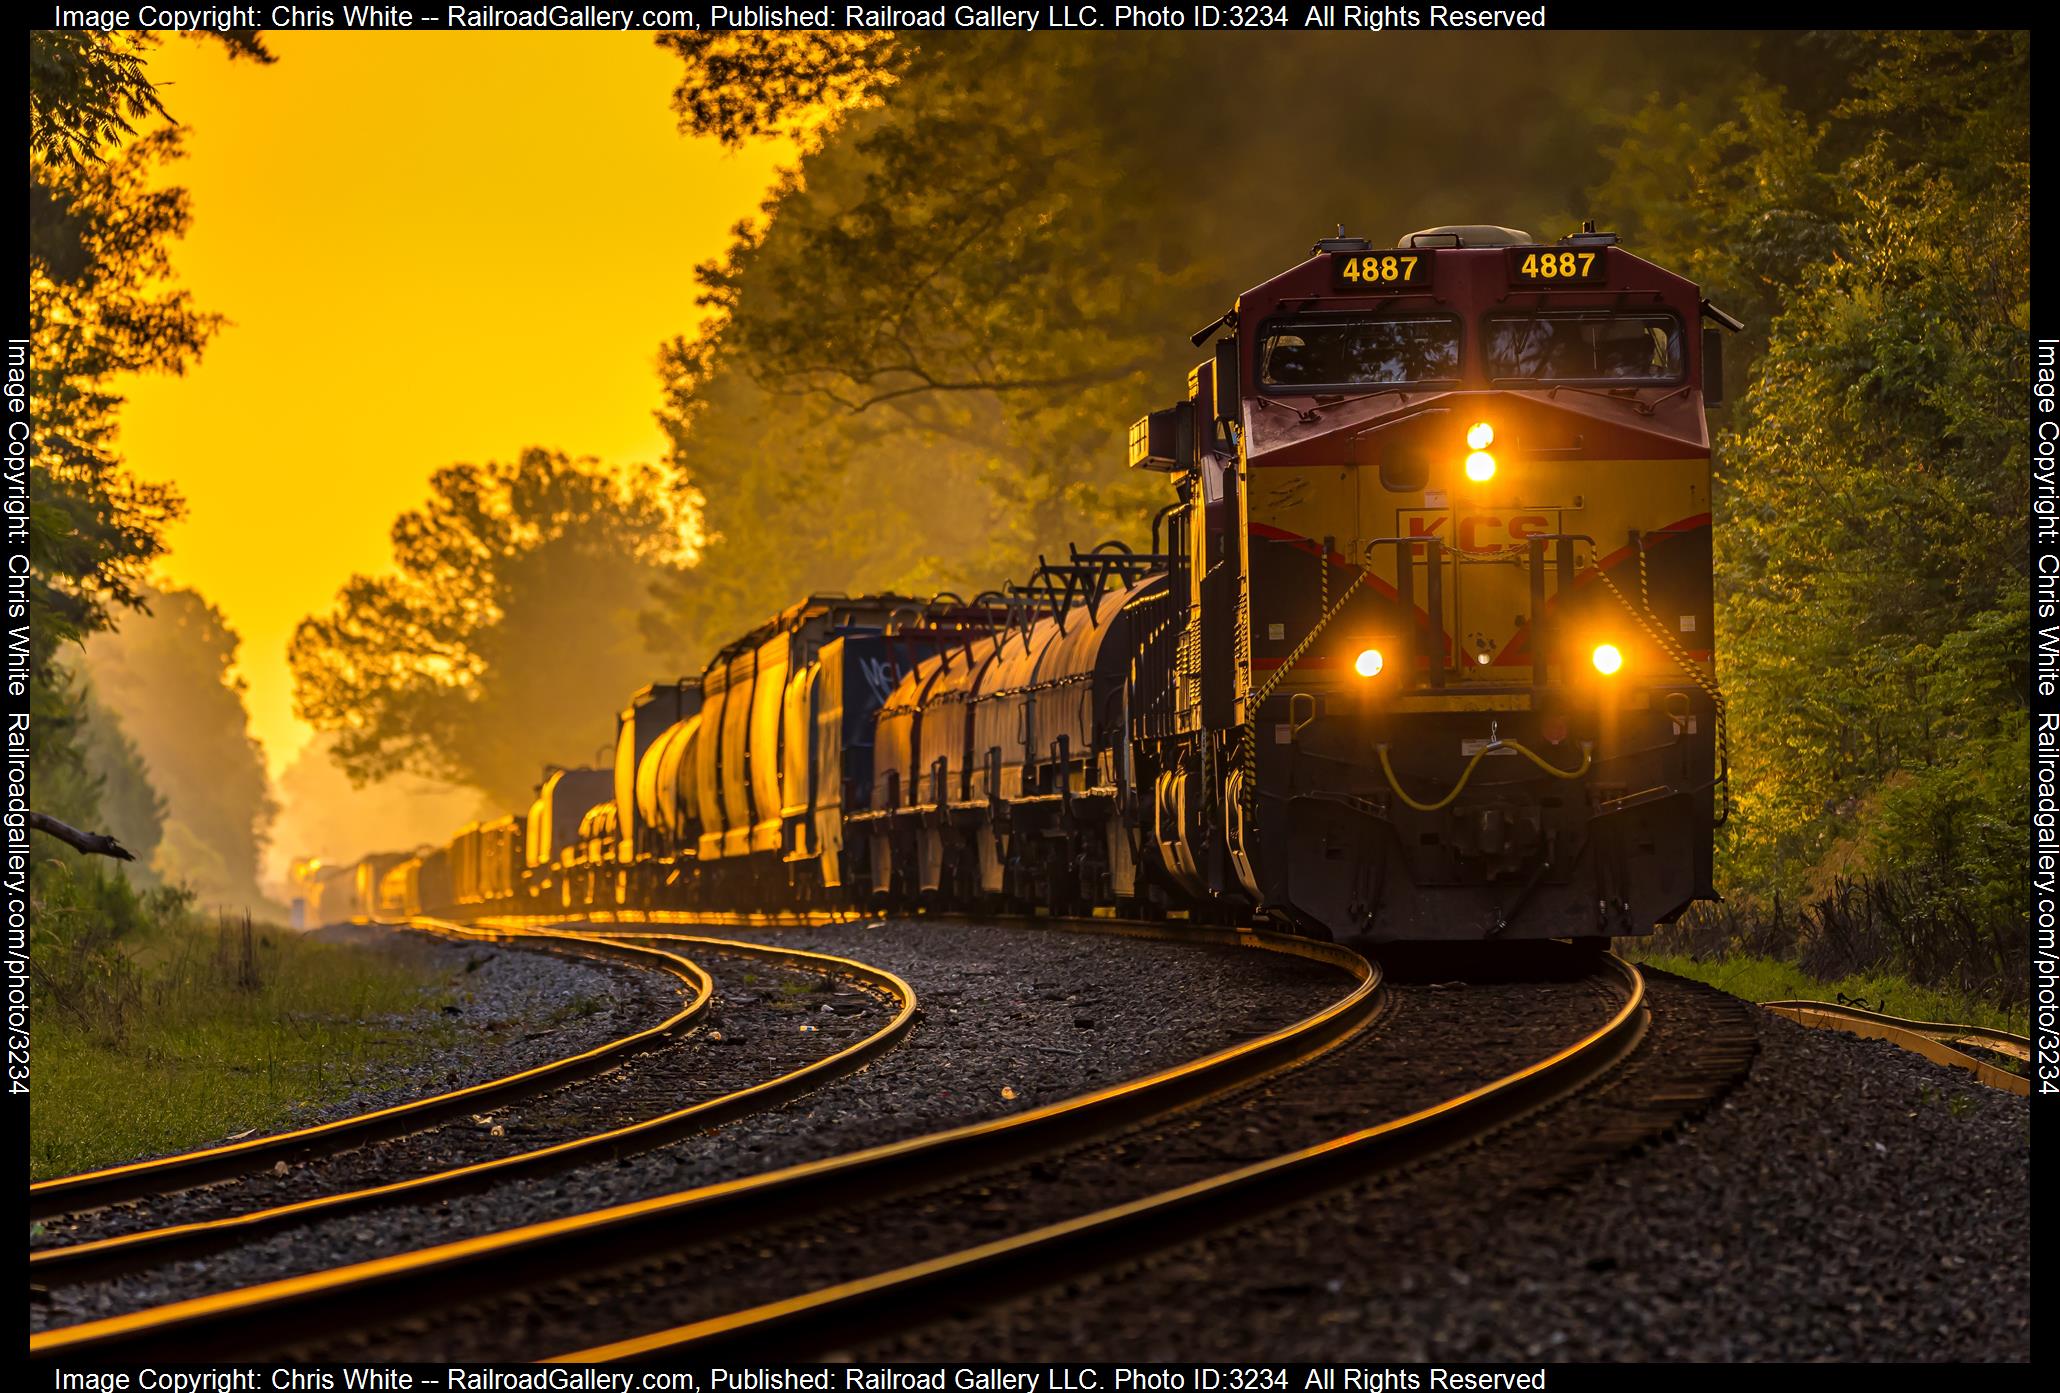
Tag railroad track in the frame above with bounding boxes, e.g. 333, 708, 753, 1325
555, 950, 1651, 1361
29, 923, 711, 1220
1762, 998, 2030, 1096
29, 926, 917, 1281
30, 918, 1379, 1361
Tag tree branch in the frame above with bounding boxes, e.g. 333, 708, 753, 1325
28, 810, 135, 861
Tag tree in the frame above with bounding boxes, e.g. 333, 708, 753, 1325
27, 29, 270, 672
289, 449, 693, 809
82, 588, 280, 912
25, 31, 260, 869
1596, 32, 2030, 925
645, 30, 1756, 652
72, 687, 167, 873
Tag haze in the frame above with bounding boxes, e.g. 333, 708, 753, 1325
115, 31, 788, 794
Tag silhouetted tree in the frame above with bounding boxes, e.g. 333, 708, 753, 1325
83, 588, 279, 912
289, 448, 693, 809
25, 31, 262, 856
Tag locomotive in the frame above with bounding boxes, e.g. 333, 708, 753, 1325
354, 224, 1731, 944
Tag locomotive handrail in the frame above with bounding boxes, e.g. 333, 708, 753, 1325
1150, 500, 1181, 556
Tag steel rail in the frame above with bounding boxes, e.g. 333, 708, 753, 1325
558, 952, 1647, 1362
29, 931, 918, 1280
1762, 1000, 2029, 1096
28, 926, 712, 1219
29, 922, 1378, 1361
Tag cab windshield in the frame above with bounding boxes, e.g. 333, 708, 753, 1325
1485, 311, 1683, 384
1258, 316, 1461, 389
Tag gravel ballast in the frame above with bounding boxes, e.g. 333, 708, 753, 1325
67, 926, 690, 1168
290, 958, 1627, 1360
35, 919, 1355, 1336
36, 949, 875, 1251
859, 970, 2030, 1362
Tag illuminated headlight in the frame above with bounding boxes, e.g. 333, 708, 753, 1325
1466, 421, 1494, 450
1591, 643, 1623, 675
1464, 451, 1496, 482
1355, 648, 1385, 678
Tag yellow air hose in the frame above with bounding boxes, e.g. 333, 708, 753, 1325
1376, 739, 1593, 814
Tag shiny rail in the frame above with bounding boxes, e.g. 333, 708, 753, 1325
1762, 999, 2029, 1096
28, 925, 711, 1219
29, 918, 1379, 1361
29, 928, 918, 1280
559, 951, 1646, 1361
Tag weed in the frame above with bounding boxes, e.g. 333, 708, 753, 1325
1625, 949, 2028, 1037
1648, 872, 2027, 1012
29, 874, 456, 1180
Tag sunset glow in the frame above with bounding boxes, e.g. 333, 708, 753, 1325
115, 31, 789, 775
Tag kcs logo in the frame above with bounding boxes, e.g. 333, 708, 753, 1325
1406, 511, 1554, 555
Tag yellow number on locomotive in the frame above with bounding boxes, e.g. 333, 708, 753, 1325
1342, 254, 1422, 285
1519, 250, 1602, 280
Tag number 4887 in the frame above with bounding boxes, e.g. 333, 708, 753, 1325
1519, 250, 1599, 279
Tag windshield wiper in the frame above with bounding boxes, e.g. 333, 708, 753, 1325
1256, 384, 1424, 424
1540, 382, 1691, 417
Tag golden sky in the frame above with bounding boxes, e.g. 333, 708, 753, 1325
118, 32, 788, 775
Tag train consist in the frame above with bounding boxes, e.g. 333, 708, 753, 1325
313, 225, 1730, 943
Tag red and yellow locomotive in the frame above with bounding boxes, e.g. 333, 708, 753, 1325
1132, 223, 1729, 940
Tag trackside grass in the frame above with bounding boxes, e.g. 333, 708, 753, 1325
29, 901, 455, 1182
1623, 948, 2030, 1038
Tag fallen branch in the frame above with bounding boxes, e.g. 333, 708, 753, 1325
27, 811, 135, 862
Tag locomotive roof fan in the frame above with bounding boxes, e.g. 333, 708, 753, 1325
1398, 224, 1533, 247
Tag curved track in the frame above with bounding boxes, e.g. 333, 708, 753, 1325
1762, 998, 2029, 1095
30, 920, 1377, 1361
30, 928, 916, 1280
559, 953, 1648, 1360
29, 924, 710, 1219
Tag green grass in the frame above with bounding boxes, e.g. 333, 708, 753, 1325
1623, 948, 2030, 1037
30, 918, 456, 1181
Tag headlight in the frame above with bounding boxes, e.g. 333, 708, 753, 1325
1464, 450, 1496, 482
1355, 648, 1385, 677
1591, 643, 1623, 675
1466, 421, 1494, 450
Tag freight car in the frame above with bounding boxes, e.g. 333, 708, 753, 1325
337, 224, 1730, 944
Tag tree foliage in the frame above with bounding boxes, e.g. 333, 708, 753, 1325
654, 30, 902, 147
24, 31, 257, 878
289, 449, 694, 809
82, 589, 279, 913
1598, 32, 2029, 925
646, 30, 1759, 656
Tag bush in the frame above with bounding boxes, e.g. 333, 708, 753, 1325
1652, 870, 2027, 1011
